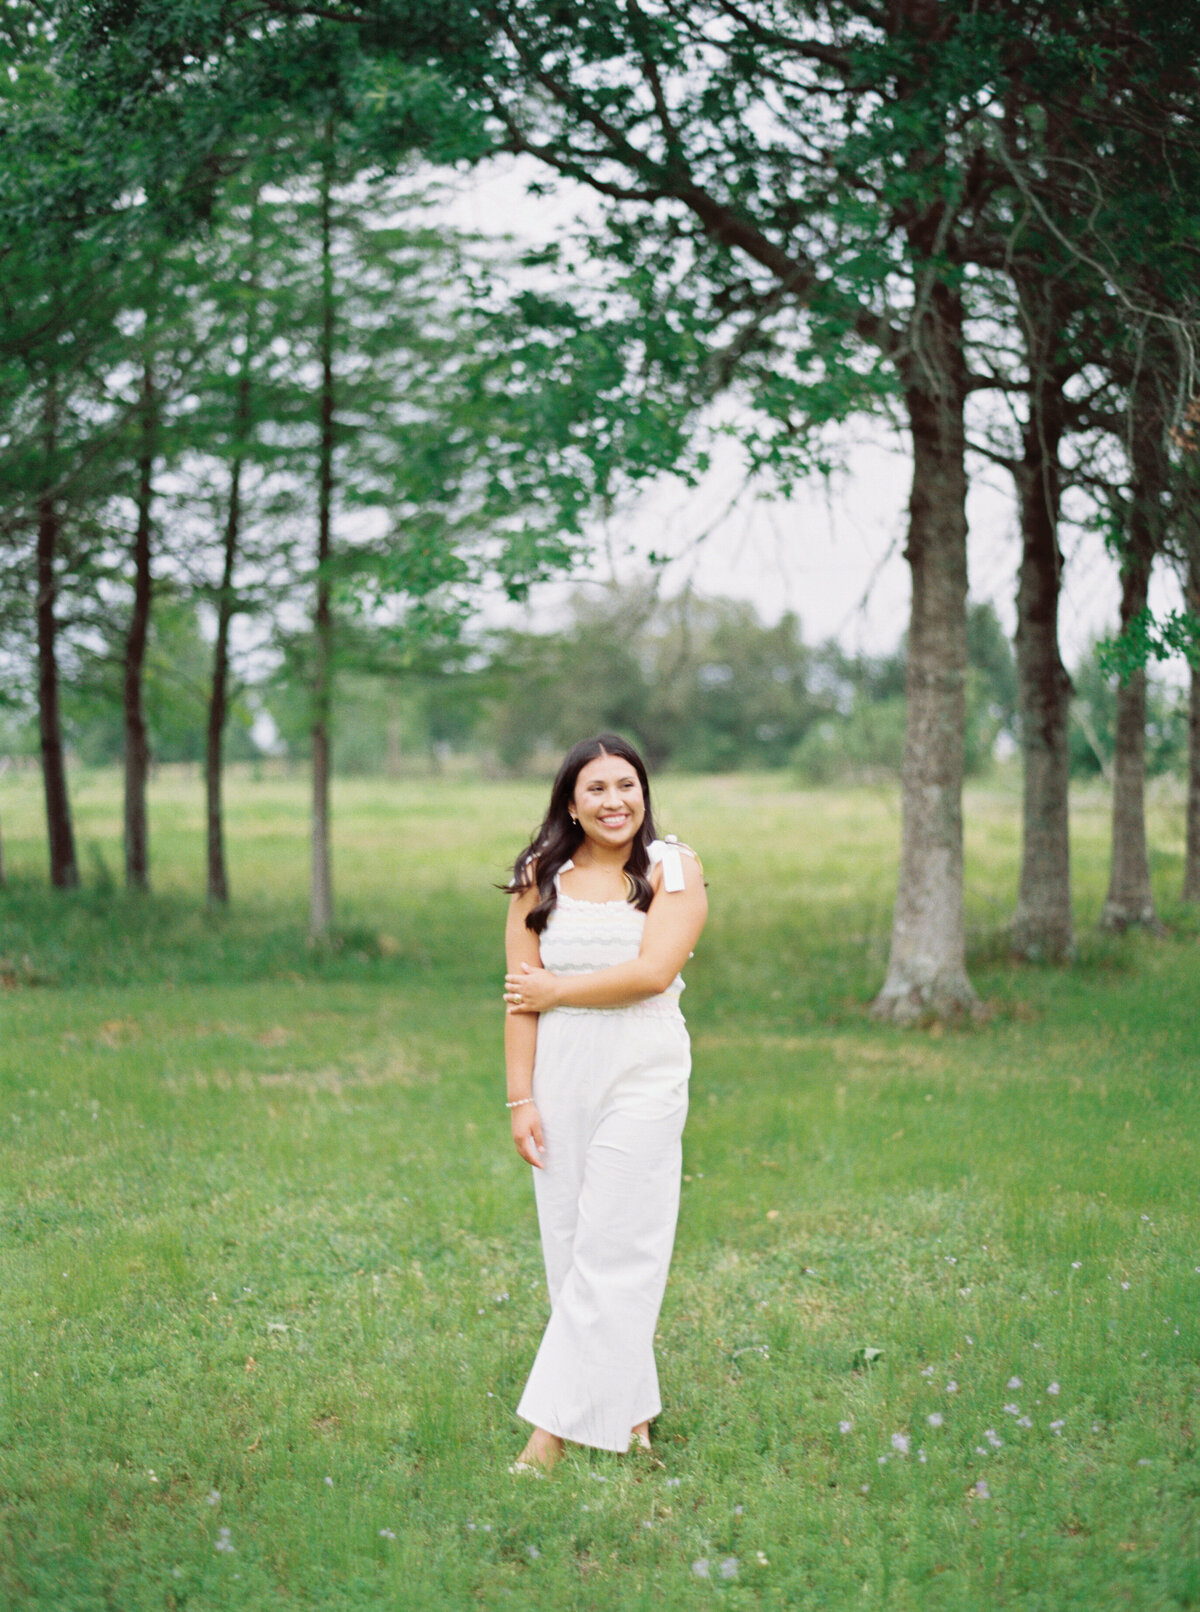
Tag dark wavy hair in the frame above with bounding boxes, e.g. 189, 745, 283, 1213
505, 734, 658, 934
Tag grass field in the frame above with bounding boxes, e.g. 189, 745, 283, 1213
0, 764, 1197, 1611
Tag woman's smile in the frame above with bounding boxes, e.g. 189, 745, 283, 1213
572, 754, 646, 846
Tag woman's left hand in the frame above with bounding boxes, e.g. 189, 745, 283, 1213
504, 962, 560, 1014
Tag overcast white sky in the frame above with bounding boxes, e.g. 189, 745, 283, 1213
440, 157, 1187, 673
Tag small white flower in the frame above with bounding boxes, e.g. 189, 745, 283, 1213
973, 1479, 990, 1499
1007, 1377, 1022, 1389
1017, 1416, 1032, 1428
860, 1484, 869, 1494
1047, 1382, 1060, 1396
945, 1256, 957, 1264
1137, 1458, 1152, 1467
665, 1477, 681, 1487
756, 1551, 769, 1565
719, 1557, 739, 1580
379, 1529, 396, 1540
215, 1527, 234, 1554
921, 1365, 935, 1377
1050, 1420, 1065, 1433
891, 1433, 910, 1455
838, 1420, 853, 1434
206, 1489, 220, 1506
1071, 1261, 1081, 1269
946, 1381, 958, 1394
1003, 1403, 1020, 1416
985, 1429, 1003, 1448
589, 1472, 607, 1483
324, 1476, 333, 1487
878, 1454, 888, 1465
917, 1448, 927, 1463
692, 1559, 710, 1579
732, 1505, 744, 1516
927, 1412, 944, 1428
526, 1544, 540, 1559
965, 1335, 974, 1346
1121, 1281, 1131, 1290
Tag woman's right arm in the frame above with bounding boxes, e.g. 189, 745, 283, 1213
504, 884, 546, 1169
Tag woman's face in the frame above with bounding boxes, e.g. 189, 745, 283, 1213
570, 752, 646, 852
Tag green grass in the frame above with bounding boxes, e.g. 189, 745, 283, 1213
0, 764, 1197, 1610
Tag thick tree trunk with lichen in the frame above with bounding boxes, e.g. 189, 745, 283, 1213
1011, 365, 1073, 961
872, 283, 975, 1022
1100, 374, 1164, 932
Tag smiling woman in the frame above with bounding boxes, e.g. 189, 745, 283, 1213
500, 734, 708, 1472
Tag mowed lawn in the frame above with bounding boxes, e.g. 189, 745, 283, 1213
0, 765, 1197, 1611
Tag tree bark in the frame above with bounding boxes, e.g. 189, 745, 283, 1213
310, 130, 336, 941
1100, 371, 1164, 931
36, 386, 80, 890
123, 359, 155, 891
1182, 560, 1200, 903
205, 201, 260, 908
205, 458, 239, 906
872, 282, 976, 1021
1010, 329, 1074, 961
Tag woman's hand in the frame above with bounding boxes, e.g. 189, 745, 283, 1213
504, 962, 561, 1015
510, 1101, 546, 1168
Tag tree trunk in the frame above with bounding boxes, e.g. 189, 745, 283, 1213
310, 131, 336, 941
205, 202, 259, 908
36, 387, 80, 890
205, 463, 239, 906
872, 283, 976, 1021
1100, 373, 1165, 931
123, 359, 155, 891
1010, 361, 1073, 962
1181, 562, 1200, 903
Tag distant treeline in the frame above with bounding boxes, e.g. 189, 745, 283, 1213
3, 583, 1188, 786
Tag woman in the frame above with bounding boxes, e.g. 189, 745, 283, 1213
502, 733, 708, 1472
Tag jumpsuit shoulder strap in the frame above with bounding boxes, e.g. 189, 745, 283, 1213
647, 836, 696, 893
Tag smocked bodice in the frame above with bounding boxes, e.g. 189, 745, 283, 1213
540, 893, 685, 1018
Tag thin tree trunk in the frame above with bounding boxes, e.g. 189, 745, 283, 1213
1182, 561, 1200, 902
36, 385, 80, 890
1011, 343, 1074, 962
205, 465, 239, 906
873, 282, 976, 1021
123, 358, 155, 891
1100, 372, 1164, 931
205, 199, 260, 908
310, 130, 336, 941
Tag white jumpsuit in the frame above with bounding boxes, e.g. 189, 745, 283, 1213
516, 843, 693, 1453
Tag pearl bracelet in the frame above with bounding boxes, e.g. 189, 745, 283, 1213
505, 1097, 535, 1110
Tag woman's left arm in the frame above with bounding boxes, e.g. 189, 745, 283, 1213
505, 854, 707, 1014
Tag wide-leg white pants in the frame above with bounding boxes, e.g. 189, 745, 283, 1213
517, 1005, 690, 1452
